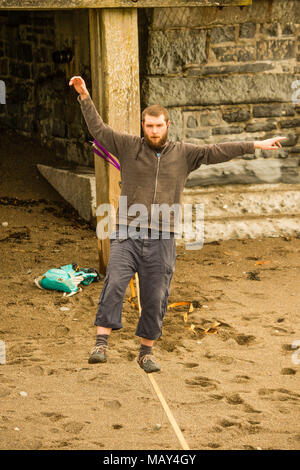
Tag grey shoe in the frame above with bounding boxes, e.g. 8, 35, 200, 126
138, 354, 160, 373
88, 345, 107, 364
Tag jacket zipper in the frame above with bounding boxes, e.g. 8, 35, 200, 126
152, 156, 160, 203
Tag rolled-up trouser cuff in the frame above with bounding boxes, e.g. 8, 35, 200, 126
135, 328, 162, 341
94, 320, 123, 330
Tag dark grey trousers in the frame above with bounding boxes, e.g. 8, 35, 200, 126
95, 233, 176, 340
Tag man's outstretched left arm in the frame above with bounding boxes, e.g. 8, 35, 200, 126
253, 136, 286, 150
185, 136, 287, 173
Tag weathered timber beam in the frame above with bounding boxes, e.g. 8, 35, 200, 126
0, 0, 252, 10
90, 8, 140, 274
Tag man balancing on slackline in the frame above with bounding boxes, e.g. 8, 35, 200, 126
69, 75, 286, 374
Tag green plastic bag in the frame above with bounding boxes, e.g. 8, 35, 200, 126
34, 263, 100, 296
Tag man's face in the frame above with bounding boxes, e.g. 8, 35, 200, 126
142, 113, 170, 150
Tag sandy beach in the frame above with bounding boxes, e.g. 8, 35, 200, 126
0, 130, 299, 450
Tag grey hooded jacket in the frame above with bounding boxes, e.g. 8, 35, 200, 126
79, 95, 255, 232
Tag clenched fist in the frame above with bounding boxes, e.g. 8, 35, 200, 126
69, 76, 89, 100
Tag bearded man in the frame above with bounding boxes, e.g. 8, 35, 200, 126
69, 75, 285, 373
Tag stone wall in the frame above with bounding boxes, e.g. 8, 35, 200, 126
142, 0, 300, 185
0, 10, 93, 166
1, 2, 300, 181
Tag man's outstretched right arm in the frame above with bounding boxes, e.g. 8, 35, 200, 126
69, 76, 136, 163
69, 76, 90, 100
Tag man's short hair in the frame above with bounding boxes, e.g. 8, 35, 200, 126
142, 104, 169, 123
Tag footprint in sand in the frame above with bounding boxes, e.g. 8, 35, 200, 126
50, 428, 60, 434
209, 393, 224, 401
258, 388, 300, 403
0, 375, 13, 384
55, 326, 70, 337
183, 362, 199, 369
210, 275, 233, 282
281, 343, 295, 353
88, 374, 109, 384
137, 397, 150, 403
86, 295, 96, 307
0, 386, 11, 398
41, 412, 67, 422
209, 425, 223, 433
219, 417, 261, 435
92, 442, 105, 448
243, 403, 262, 414
103, 400, 122, 409
207, 442, 221, 449
242, 292, 266, 299
28, 365, 44, 376
24, 356, 44, 363
126, 351, 136, 362
225, 393, 244, 405
281, 368, 297, 375
63, 422, 85, 434
247, 419, 261, 426
233, 375, 251, 384
204, 352, 234, 365
25, 438, 43, 450
241, 422, 262, 434
52, 440, 70, 448
268, 326, 292, 336
233, 334, 256, 346
158, 339, 177, 352
219, 418, 239, 428
112, 424, 123, 429
185, 376, 219, 390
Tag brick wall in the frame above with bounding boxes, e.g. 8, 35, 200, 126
141, 0, 300, 185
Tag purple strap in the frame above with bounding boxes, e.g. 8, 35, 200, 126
92, 139, 120, 171
92, 145, 120, 170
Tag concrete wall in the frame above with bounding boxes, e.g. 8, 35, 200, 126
141, 0, 300, 185
0, 10, 93, 166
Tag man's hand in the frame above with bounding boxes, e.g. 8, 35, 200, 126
254, 136, 287, 150
69, 76, 89, 100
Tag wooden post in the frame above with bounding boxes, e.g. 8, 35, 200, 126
89, 8, 140, 274
0, 1, 253, 9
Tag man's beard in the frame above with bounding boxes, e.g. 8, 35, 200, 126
144, 128, 168, 150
